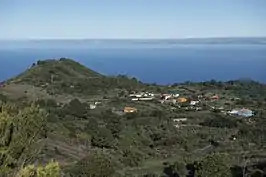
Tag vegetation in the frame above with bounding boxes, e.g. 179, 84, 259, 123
1, 59, 266, 176
18, 161, 60, 177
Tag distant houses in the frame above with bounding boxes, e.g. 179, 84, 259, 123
126, 90, 255, 119
129, 92, 155, 101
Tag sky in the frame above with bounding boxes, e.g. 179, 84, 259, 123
1, 0, 266, 39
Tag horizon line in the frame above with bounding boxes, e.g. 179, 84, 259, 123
1, 36, 266, 41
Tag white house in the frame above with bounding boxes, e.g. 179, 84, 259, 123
90, 104, 96, 109
190, 101, 199, 106
173, 94, 180, 98
228, 108, 253, 117
131, 98, 139, 101
173, 118, 187, 122
139, 97, 153, 101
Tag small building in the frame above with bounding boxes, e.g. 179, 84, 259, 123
177, 97, 187, 103
190, 101, 199, 106
173, 118, 187, 122
139, 97, 153, 101
95, 101, 101, 105
210, 95, 219, 100
90, 104, 96, 109
129, 93, 143, 98
161, 94, 172, 100
173, 94, 180, 98
131, 98, 139, 101
124, 107, 137, 113
196, 107, 203, 111
228, 108, 253, 117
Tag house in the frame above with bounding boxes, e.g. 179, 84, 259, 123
196, 107, 203, 111
161, 94, 172, 100
95, 102, 101, 105
173, 118, 187, 122
139, 97, 153, 101
89, 104, 96, 109
177, 97, 187, 103
129, 93, 143, 98
190, 101, 199, 106
131, 98, 139, 101
173, 94, 180, 98
161, 99, 176, 104
210, 95, 219, 100
228, 108, 253, 117
124, 107, 137, 113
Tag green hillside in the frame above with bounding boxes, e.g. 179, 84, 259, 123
1, 59, 266, 177
9, 58, 144, 96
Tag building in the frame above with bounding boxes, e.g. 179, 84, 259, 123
173, 118, 187, 122
131, 98, 139, 101
124, 107, 137, 113
190, 101, 199, 106
89, 104, 96, 109
161, 94, 172, 100
228, 108, 253, 117
129, 93, 143, 98
177, 97, 187, 103
210, 95, 219, 100
139, 97, 153, 101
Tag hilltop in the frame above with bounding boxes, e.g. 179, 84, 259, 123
3, 58, 144, 100
0, 59, 266, 177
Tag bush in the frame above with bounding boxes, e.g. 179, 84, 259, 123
121, 148, 144, 167
17, 161, 60, 177
66, 99, 86, 118
200, 115, 238, 128
71, 150, 116, 177
91, 128, 115, 148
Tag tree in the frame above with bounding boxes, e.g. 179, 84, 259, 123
121, 148, 143, 167
66, 99, 86, 118
195, 153, 231, 177
106, 115, 123, 138
91, 128, 115, 148
163, 161, 187, 177
0, 103, 47, 176
73, 150, 115, 177
17, 161, 60, 177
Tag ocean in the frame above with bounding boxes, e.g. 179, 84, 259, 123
0, 43, 265, 84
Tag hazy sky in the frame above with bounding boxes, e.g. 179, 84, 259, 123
1, 0, 266, 39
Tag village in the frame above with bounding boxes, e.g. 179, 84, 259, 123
87, 88, 254, 129
125, 90, 252, 113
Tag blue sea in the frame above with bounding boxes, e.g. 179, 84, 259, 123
0, 42, 265, 84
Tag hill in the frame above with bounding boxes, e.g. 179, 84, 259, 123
6, 58, 144, 97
